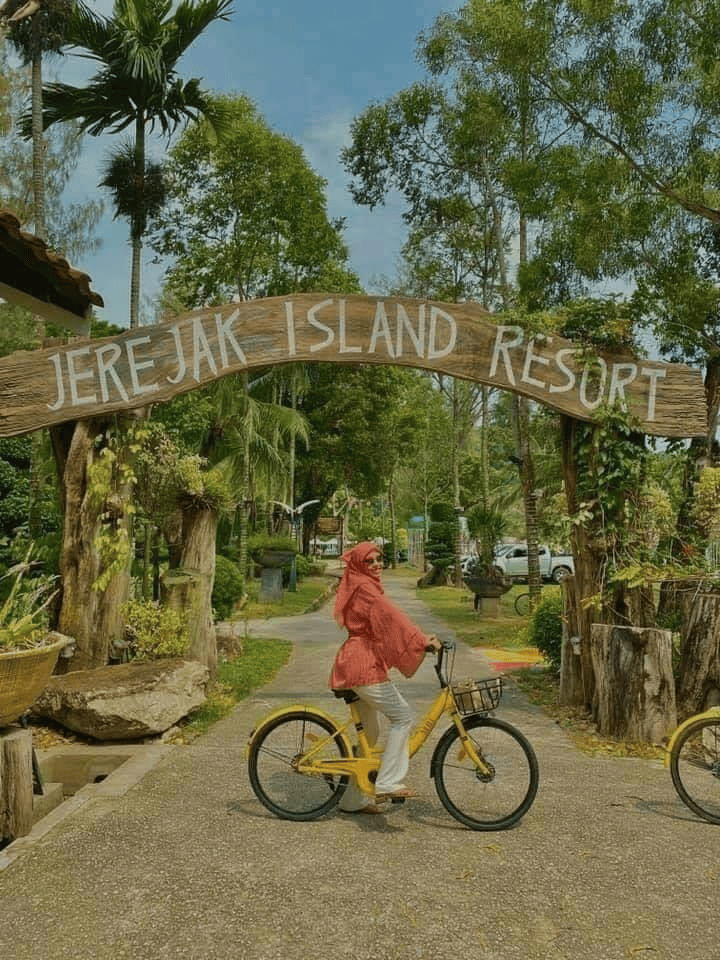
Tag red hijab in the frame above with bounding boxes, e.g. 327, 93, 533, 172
333, 541, 384, 628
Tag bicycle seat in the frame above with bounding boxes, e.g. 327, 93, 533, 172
332, 688, 359, 703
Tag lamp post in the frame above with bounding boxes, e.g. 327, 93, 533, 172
273, 499, 320, 592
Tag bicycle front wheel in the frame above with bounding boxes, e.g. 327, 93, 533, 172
669, 715, 720, 824
432, 716, 539, 830
248, 710, 349, 821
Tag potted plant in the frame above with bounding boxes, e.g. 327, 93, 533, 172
0, 548, 71, 727
464, 508, 512, 600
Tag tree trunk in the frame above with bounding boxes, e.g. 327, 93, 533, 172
676, 592, 720, 720
30, 39, 45, 240
51, 418, 131, 672
163, 505, 218, 679
590, 623, 676, 743
515, 396, 542, 606
558, 575, 588, 707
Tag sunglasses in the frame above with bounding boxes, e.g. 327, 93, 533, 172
363, 555, 383, 564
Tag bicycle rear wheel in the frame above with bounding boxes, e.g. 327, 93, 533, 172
432, 715, 539, 830
248, 710, 349, 821
669, 715, 720, 824
514, 592, 530, 616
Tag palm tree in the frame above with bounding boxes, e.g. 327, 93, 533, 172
36, 0, 232, 327
1, 0, 72, 240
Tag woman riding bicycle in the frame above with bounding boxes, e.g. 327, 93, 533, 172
330, 541, 441, 814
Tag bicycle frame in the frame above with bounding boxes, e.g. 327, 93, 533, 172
291, 681, 491, 797
664, 705, 720, 768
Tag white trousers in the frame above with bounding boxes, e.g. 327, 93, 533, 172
338, 680, 414, 811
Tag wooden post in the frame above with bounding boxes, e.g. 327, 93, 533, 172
0, 727, 34, 841
590, 624, 677, 743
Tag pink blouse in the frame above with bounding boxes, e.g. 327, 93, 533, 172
330, 582, 429, 689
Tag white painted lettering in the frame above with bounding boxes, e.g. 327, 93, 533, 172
641, 367, 666, 421
308, 298, 335, 352
369, 302, 396, 357
215, 309, 247, 367
166, 325, 186, 385
549, 348, 576, 394
285, 301, 297, 356
428, 308, 456, 360
96, 343, 128, 402
607, 363, 638, 408
489, 326, 523, 385
579, 358, 607, 410
192, 317, 217, 381
521, 336, 551, 389
396, 303, 425, 357
67, 346, 96, 405
47, 353, 66, 411
126, 336, 159, 397
338, 300, 361, 354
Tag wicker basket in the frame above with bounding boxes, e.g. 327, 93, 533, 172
0, 635, 68, 727
451, 676, 503, 715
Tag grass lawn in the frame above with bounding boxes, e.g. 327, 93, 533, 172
180, 634, 292, 741
412, 573, 553, 658
238, 574, 336, 620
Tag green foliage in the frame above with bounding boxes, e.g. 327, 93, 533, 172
150, 92, 359, 305
212, 555, 244, 620
0, 546, 57, 649
122, 600, 190, 661
524, 591, 564, 672
182, 635, 291, 738
426, 502, 457, 571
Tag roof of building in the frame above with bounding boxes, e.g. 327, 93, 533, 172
0, 209, 103, 334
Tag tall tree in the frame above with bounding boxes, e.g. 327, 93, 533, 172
1, 0, 72, 239
36, 0, 233, 328
150, 93, 358, 305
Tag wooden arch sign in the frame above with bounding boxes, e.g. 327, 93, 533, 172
0, 294, 706, 438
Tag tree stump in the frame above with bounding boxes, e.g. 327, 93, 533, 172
590, 624, 677, 743
676, 591, 720, 719
0, 727, 33, 841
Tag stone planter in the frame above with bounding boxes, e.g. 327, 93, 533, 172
259, 550, 296, 568
464, 575, 513, 598
0, 634, 70, 727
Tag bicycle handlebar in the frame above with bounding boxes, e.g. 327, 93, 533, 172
433, 639, 455, 687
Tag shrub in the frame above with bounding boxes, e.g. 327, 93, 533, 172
426, 502, 457, 572
213, 555, 245, 620
122, 600, 190, 661
525, 591, 563, 671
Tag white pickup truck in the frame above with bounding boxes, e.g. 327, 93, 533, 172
492, 543, 574, 583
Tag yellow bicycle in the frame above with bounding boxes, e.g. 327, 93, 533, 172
247, 641, 539, 831
666, 706, 720, 824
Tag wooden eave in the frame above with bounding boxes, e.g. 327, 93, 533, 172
0, 209, 103, 336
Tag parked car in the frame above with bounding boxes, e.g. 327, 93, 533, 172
492, 543, 574, 583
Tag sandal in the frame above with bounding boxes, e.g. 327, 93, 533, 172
375, 788, 419, 803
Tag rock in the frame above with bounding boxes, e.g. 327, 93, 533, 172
32, 659, 210, 741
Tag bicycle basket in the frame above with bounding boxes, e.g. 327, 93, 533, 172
451, 677, 503, 715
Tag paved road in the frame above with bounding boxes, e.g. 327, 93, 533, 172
0, 576, 716, 960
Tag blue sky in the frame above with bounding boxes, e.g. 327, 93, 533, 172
53, 1, 456, 327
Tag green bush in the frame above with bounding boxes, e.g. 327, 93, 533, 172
525, 591, 563, 671
122, 600, 190, 661
213, 555, 245, 620
426, 502, 457, 572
